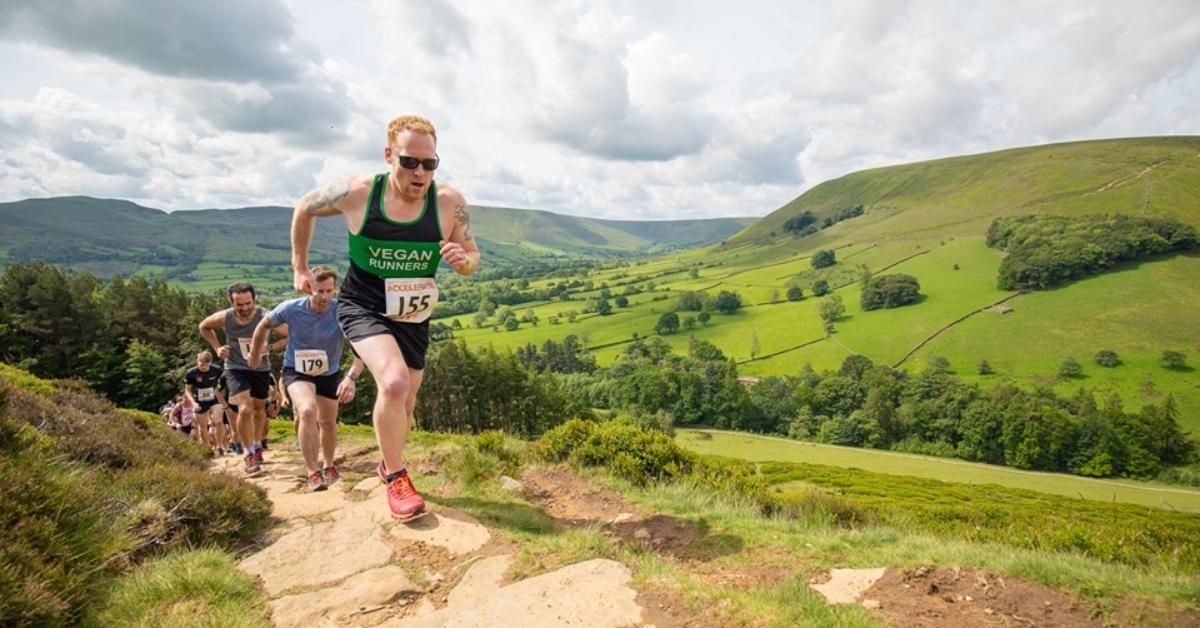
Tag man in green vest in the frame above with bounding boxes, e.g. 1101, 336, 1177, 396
290, 114, 479, 520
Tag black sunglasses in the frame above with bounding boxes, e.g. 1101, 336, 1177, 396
395, 154, 439, 171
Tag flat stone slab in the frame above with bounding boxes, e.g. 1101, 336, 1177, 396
271, 487, 351, 521
352, 476, 379, 493
446, 555, 513, 609
384, 559, 641, 628
810, 567, 888, 605
386, 508, 491, 556
269, 564, 419, 627
240, 515, 393, 597
338, 496, 491, 558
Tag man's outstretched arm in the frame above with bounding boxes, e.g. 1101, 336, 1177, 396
292, 178, 353, 293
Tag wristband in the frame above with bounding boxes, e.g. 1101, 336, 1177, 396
348, 372, 360, 382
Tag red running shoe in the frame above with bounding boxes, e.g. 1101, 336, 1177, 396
243, 454, 260, 475
307, 470, 327, 492
376, 461, 425, 520
323, 466, 341, 485
254, 448, 264, 465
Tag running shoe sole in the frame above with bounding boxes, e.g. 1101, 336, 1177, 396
391, 507, 430, 523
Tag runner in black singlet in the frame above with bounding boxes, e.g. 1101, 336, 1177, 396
184, 350, 226, 455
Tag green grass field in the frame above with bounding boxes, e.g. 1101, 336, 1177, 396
443, 225, 1200, 432
675, 428, 1200, 512
913, 252, 1200, 430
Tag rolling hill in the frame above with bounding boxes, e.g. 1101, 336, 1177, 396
0, 196, 752, 291
732, 135, 1200, 244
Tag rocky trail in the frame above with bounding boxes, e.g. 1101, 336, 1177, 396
212, 448, 652, 627
214, 445, 1187, 627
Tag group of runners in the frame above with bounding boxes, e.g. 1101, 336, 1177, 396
161, 351, 282, 458
164, 115, 478, 521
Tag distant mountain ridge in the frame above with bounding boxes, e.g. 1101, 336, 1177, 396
0, 196, 754, 284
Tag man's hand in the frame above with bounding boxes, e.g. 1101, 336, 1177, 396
337, 377, 357, 404
440, 240, 471, 273
294, 266, 315, 294
217, 345, 231, 360
247, 350, 263, 370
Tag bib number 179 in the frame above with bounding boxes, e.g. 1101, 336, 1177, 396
295, 349, 329, 376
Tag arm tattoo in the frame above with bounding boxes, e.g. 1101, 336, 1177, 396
299, 179, 351, 213
453, 203, 473, 240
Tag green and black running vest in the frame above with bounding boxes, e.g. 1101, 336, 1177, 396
340, 173, 444, 315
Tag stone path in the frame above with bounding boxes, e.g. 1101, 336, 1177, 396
213, 450, 646, 627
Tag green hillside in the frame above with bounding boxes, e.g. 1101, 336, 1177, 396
440, 136, 1200, 433
733, 136, 1200, 243
0, 196, 751, 291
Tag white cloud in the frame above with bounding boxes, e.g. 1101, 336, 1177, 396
0, 0, 1197, 217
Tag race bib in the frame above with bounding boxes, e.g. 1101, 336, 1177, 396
238, 337, 255, 358
295, 349, 329, 376
385, 277, 439, 323
196, 387, 216, 402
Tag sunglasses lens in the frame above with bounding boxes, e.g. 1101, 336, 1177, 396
396, 155, 439, 171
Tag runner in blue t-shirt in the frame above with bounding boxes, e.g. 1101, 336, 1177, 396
248, 266, 364, 492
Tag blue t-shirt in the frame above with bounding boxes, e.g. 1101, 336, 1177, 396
268, 297, 344, 375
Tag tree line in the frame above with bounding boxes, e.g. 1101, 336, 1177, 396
0, 262, 217, 410
492, 334, 1195, 480
0, 262, 383, 419
987, 213, 1199, 290
780, 204, 864, 237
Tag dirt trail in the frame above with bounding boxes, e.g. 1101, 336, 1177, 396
212, 452, 646, 627
1088, 160, 1167, 195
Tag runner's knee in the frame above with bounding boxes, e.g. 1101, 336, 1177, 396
296, 405, 319, 425
378, 372, 410, 401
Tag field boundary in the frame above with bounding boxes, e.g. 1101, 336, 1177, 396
683, 428, 1200, 501
736, 336, 826, 365
890, 291, 1024, 368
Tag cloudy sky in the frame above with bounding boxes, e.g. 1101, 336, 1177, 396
1, 1, 1198, 219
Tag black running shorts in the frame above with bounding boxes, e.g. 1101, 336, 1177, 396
225, 369, 272, 400
336, 298, 429, 370
197, 400, 221, 414
282, 367, 340, 400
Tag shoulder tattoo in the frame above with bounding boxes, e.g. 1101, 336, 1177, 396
299, 179, 351, 213
453, 202, 473, 240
